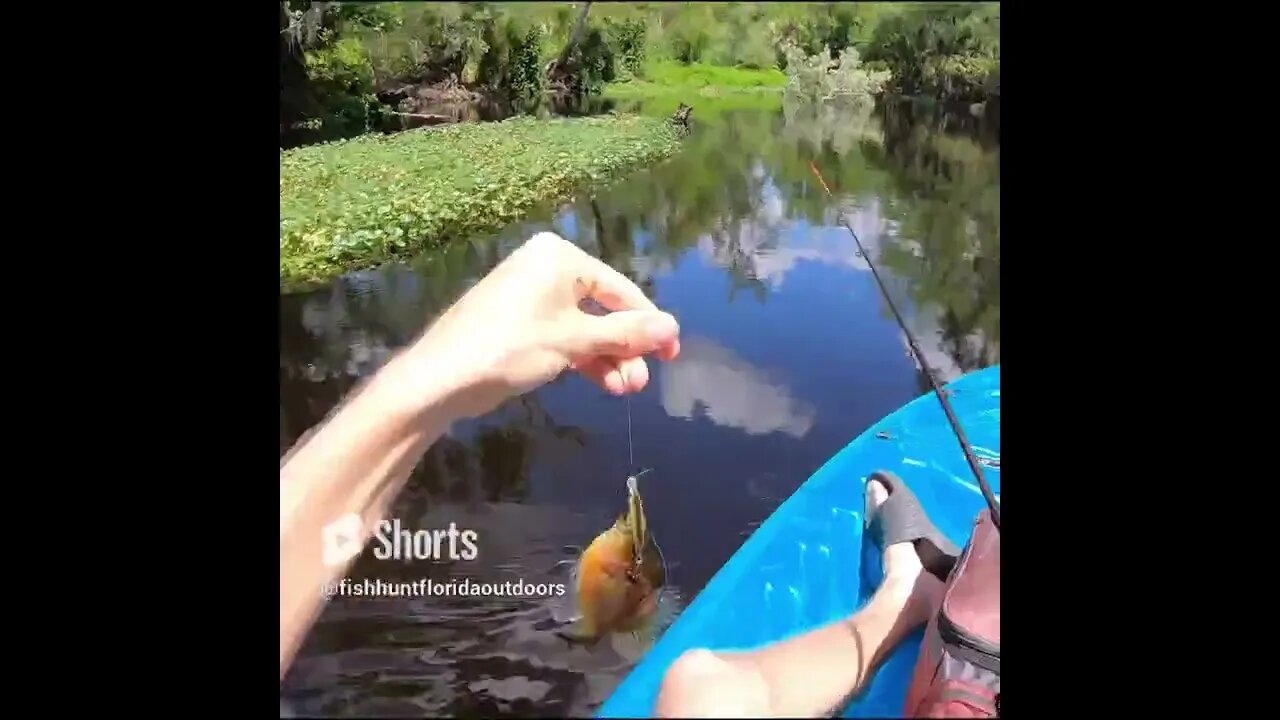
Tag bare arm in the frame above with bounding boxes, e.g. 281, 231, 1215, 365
279, 232, 680, 680
278, 350, 463, 678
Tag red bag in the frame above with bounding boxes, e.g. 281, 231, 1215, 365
902, 508, 1000, 717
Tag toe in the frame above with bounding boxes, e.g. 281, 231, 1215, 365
865, 477, 890, 512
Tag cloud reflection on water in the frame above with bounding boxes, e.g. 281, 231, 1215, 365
660, 335, 815, 438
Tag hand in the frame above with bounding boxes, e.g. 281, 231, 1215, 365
400, 232, 682, 419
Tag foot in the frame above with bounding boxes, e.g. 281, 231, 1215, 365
864, 470, 960, 579
866, 476, 947, 626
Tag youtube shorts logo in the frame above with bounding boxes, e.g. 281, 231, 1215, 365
322, 513, 364, 567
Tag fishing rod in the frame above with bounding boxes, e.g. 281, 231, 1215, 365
807, 160, 1000, 530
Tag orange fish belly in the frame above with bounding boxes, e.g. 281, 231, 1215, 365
577, 530, 659, 636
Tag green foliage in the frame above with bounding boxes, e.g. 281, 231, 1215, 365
662, 5, 714, 64
645, 61, 787, 89
280, 2, 1001, 148
359, 3, 484, 84
569, 26, 617, 96
781, 43, 889, 108
592, 2, 997, 104
476, 13, 546, 101
605, 60, 787, 102
768, 2, 867, 65
280, 114, 684, 288
735, 22, 779, 71
303, 36, 385, 139
282, 2, 663, 143
288, 6, 511, 98
604, 18, 648, 80
281, 2, 390, 141
864, 3, 1000, 102
654, 3, 777, 69
508, 25, 545, 101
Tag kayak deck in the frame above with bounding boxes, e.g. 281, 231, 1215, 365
597, 365, 1001, 718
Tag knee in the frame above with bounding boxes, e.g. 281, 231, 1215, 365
657, 650, 726, 717
656, 649, 763, 718
665, 648, 724, 684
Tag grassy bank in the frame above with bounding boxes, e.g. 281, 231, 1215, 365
280, 114, 682, 289
604, 60, 786, 101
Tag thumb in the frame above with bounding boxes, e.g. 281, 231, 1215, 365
559, 310, 679, 359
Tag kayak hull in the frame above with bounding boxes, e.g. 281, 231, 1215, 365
597, 365, 1001, 718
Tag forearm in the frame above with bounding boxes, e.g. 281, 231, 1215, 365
278, 352, 463, 678
275, 231, 681, 681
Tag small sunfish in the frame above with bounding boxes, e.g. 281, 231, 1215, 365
557, 470, 666, 645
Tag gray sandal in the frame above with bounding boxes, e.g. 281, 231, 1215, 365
865, 470, 960, 582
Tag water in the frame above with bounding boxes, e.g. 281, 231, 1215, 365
279, 95, 999, 717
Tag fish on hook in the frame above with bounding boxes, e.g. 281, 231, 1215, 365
556, 469, 666, 646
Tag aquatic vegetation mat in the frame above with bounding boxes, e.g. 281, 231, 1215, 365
280, 114, 683, 288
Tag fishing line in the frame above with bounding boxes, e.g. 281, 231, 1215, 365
621, 368, 651, 483
627, 390, 634, 471
807, 160, 1000, 530
579, 281, 643, 477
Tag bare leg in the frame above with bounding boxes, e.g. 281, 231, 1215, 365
655, 479, 946, 718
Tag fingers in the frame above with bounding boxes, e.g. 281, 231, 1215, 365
569, 254, 658, 313
575, 356, 650, 395
572, 275, 680, 361
523, 232, 682, 384
524, 232, 651, 312
655, 336, 681, 362
527, 230, 674, 344
560, 310, 679, 359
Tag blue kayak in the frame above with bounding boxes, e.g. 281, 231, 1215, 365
597, 364, 1001, 718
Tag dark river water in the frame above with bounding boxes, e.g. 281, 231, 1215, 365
279, 95, 1000, 717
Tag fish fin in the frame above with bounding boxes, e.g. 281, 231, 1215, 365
554, 618, 600, 647
608, 629, 651, 662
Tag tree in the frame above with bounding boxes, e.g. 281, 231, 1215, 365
545, 1, 593, 89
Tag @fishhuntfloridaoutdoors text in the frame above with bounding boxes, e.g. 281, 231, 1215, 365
322, 578, 568, 599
